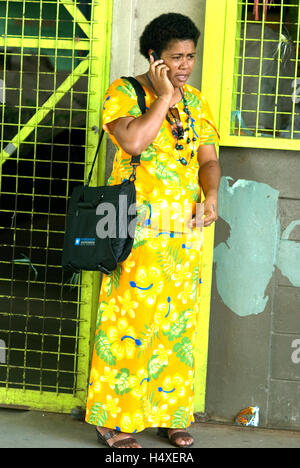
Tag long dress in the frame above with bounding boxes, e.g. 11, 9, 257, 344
85, 78, 219, 433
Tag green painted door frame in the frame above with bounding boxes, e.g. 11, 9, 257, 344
0, 0, 112, 414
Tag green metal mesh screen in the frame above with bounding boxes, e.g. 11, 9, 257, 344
232, 0, 300, 139
0, 0, 110, 408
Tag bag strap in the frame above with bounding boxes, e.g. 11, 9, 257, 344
121, 76, 147, 114
86, 128, 105, 187
121, 76, 147, 181
86, 77, 147, 186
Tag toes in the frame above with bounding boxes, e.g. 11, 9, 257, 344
183, 440, 190, 446
175, 436, 193, 446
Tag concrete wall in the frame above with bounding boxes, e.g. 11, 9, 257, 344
206, 147, 300, 430
109, 0, 205, 86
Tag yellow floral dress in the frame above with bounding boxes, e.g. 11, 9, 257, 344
85, 78, 219, 433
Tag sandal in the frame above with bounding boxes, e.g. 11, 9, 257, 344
96, 427, 140, 448
157, 427, 194, 448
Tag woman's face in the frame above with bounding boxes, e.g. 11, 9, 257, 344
158, 39, 196, 88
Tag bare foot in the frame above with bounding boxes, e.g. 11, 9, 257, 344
96, 426, 142, 448
168, 428, 194, 447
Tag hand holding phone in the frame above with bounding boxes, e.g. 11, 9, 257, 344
148, 51, 174, 100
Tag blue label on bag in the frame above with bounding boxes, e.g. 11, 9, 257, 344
74, 238, 95, 246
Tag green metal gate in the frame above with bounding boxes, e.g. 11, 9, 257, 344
213, 0, 300, 150
0, 0, 112, 413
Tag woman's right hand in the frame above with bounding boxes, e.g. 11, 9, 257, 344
148, 54, 174, 100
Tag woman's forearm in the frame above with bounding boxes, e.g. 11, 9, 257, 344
198, 160, 221, 197
112, 95, 171, 155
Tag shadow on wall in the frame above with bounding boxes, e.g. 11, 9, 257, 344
213, 176, 300, 317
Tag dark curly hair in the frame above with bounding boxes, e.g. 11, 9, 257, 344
139, 13, 200, 59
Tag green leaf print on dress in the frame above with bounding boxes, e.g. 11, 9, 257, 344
184, 91, 200, 109
96, 302, 105, 328
132, 224, 148, 250
141, 144, 156, 161
186, 181, 201, 202
170, 406, 189, 428
163, 309, 192, 341
128, 105, 142, 118
89, 403, 108, 426
154, 127, 173, 153
137, 323, 159, 358
173, 337, 194, 367
115, 82, 142, 118
135, 201, 149, 226
147, 345, 170, 379
103, 265, 122, 297
114, 368, 131, 395
155, 163, 181, 185
147, 355, 167, 380
156, 246, 183, 283
95, 329, 116, 366
192, 264, 200, 290
120, 157, 134, 172
116, 82, 137, 100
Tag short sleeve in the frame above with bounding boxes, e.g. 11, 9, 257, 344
102, 78, 142, 128
199, 94, 220, 146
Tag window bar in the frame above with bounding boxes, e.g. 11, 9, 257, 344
69, 0, 81, 397
11, 0, 24, 391
239, 0, 250, 136
290, 2, 300, 138
22, 0, 38, 392
51, 0, 61, 397
38, 0, 48, 395
273, 0, 284, 138
254, 5, 267, 137
0, 1, 9, 175
15, 0, 26, 392
2, 0, 10, 391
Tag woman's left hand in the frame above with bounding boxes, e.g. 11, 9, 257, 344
202, 193, 218, 226
190, 192, 218, 228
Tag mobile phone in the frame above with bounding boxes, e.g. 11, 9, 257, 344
151, 51, 161, 61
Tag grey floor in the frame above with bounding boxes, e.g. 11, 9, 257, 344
0, 408, 300, 448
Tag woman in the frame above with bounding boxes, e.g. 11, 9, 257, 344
85, 13, 221, 448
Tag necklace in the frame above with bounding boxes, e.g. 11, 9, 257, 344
145, 73, 197, 166
167, 88, 197, 166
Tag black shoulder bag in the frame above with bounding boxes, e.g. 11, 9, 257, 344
62, 77, 146, 275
